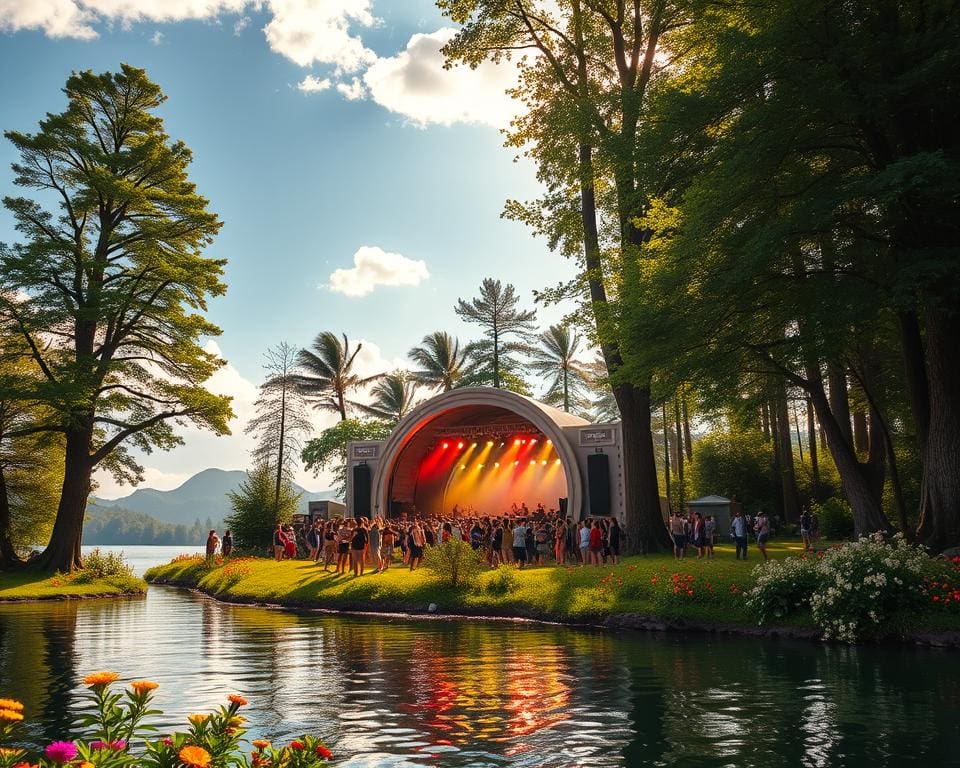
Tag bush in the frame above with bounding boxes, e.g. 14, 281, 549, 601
76, 548, 133, 579
746, 534, 932, 642
0, 671, 333, 767
423, 540, 485, 588
746, 556, 818, 623
483, 565, 518, 596
690, 429, 779, 515
813, 498, 854, 540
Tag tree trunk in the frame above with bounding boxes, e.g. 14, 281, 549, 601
916, 308, 960, 551
793, 400, 805, 464
827, 363, 853, 449
615, 384, 671, 553
673, 396, 685, 512
760, 400, 770, 439
39, 427, 93, 572
682, 393, 693, 462
852, 409, 870, 456
775, 388, 801, 524
0, 467, 23, 569
806, 398, 821, 495
807, 377, 891, 536
662, 401, 672, 513
274, 379, 287, 514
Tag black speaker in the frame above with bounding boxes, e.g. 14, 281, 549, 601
587, 452, 611, 518
558, 497, 568, 517
353, 463, 371, 519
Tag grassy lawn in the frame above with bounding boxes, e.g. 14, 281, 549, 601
0, 568, 147, 601
145, 540, 815, 626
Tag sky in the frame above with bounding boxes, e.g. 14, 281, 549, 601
0, 0, 579, 498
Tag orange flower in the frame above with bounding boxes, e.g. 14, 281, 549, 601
0, 748, 24, 758
251, 739, 271, 750
227, 695, 248, 707
82, 672, 119, 688
0, 709, 24, 722
178, 745, 211, 768
187, 714, 209, 726
0, 698, 24, 711
12, 762, 38, 768
129, 680, 159, 694
78, 762, 95, 768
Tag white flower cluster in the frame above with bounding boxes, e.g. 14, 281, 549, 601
747, 533, 932, 643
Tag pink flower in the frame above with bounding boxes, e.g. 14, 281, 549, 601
45, 741, 78, 763
90, 740, 126, 751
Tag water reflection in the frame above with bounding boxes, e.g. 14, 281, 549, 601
0, 587, 956, 767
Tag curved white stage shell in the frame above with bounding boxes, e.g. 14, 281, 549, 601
345, 387, 625, 521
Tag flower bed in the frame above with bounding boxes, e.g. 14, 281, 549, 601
0, 673, 333, 768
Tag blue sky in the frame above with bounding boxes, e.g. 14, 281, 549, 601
0, 1, 578, 496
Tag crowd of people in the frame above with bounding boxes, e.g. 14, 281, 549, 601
202, 503, 820, 575
264, 510, 625, 576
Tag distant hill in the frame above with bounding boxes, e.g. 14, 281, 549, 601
90, 468, 337, 526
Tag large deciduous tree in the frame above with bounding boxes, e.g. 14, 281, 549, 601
441, 1, 686, 551
0, 66, 232, 571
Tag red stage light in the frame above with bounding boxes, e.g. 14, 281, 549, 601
513, 460, 519, 466
442, 442, 449, 449
457, 441, 464, 449
514, 439, 521, 446
531, 438, 537, 445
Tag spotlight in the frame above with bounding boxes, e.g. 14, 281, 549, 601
547, 439, 553, 446
442, 442, 449, 449
494, 462, 500, 468
457, 441, 464, 450
499, 441, 505, 447
471, 442, 477, 448
555, 458, 561, 465
529, 459, 536, 465
460, 464, 466, 470
514, 439, 521, 446
531, 438, 537, 445
521, 439, 527, 444
513, 460, 519, 466
478, 463, 484, 469
487, 440, 494, 447
541, 459, 547, 465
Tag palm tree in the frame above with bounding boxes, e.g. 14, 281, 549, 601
529, 325, 591, 412
408, 331, 467, 391
357, 371, 421, 423
296, 332, 382, 420
585, 354, 621, 422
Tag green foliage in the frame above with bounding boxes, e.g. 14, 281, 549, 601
813, 498, 854, 541
528, 325, 592, 413
0, 675, 333, 768
423, 539, 486, 588
301, 418, 392, 497
747, 535, 935, 642
355, 370, 420, 422
75, 548, 133, 579
84, 506, 212, 546
482, 564, 519, 596
225, 464, 300, 551
690, 429, 778, 515
296, 332, 382, 419
408, 331, 468, 391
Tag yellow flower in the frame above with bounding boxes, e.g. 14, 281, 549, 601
0, 748, 24, 757
129, 680, 159, 694
0, 709, 24, 722
178, 745, 211, 768
78, 762, 95, 768
187, 714, 209, 726
227, 694, 248, 707
228, 715, 246, 727
251, 739, 271, 750
82, 672, 120, 688
0, 698, 24, 711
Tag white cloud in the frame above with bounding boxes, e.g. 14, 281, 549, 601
233, 14, 248, 34
262, 0, 377, 71
363, 27, 521, 128
149, 29, 162, 44
336, 76, 366, 100
327, 245, 429, 298
297, 74, 331, 93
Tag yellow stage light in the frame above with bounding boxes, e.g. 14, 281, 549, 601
541, 460, 547, 465
494, 462, 500, 468
529, 459, 536, 465
555, 459, 561, 465
460, 464, 466, 470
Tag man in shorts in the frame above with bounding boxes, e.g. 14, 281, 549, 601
512, 519, 528, 569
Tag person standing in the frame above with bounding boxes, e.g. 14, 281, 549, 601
692, 512, 706, 559
205, 530, 219, 560
588, 520, 603, 566
578, 520, 591, 565
669, 511, 687, 560
221, 530, 233, 558
554, 519, 567, 565
379, 524, 396, 572
307, 520, 322, 562
608, 518, 622, 565
272, 524, 285, 562
754, 510, 770, 561
351, 519, 369, 576
336, 520, 354, 574
322, 521, 337, 571
799, 507, 813, 552
408, 523, 426, 571
732, 510, 749, 560
512, 519, 528, 569
703, 516, 715, 559
369, 519, 382, 572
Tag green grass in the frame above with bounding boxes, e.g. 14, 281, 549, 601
0, 568, 147, 600
144, 541, 814, 626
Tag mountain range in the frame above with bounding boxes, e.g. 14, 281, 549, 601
90, 468, 337, 526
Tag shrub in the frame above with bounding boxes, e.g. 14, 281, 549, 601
76, 548, 133, 579
746, 534, 932, 642
0, 671, 333, 768
813, 498, 854, 540
423, 540, 485, 588
483, 565, 518, 596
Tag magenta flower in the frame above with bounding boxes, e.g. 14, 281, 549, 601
91, 739, 127, 751
45, 741, 78, 763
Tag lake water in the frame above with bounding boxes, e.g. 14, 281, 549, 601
1, 548, 957, 766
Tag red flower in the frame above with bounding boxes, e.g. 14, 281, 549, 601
316, 745, 333, 760
289, 741, 305, 751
